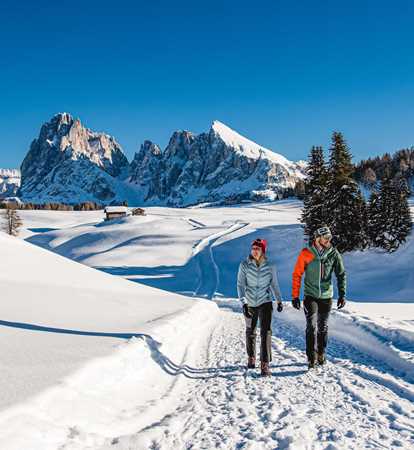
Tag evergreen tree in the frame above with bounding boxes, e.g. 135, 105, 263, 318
301, 146, 328, 243
391, 178, 412, 250
368, 173, 412, 252
324, 132, 368, 253
367, 189, 383, 246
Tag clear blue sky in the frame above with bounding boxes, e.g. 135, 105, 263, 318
1, 0, 414, 168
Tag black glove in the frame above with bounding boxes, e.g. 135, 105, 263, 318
242, 304, 252, 318
292, 298, 301, 310
277, 302, 283, 312
337, 298, 346, 309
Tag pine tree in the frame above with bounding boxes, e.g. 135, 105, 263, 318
396, 179, 413, 245
387, 177, 412, 251
368, 173, 412, 252
2, 206, 23, 236
324, 132, 368, 253
301, 146, 328, 243
367, 189, 383, 246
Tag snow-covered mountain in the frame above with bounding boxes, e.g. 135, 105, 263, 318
18, 114, 306, 206
19, 113, 134, 204
128, 120, 306, 206
0, 168, 21, 198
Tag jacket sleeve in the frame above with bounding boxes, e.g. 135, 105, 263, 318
292, 249, 307, 299
270, 264, 282, 302
334, 250, 346, 299
237, 262, 247, 304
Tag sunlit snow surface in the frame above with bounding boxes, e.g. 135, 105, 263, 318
0, 199, 413, 449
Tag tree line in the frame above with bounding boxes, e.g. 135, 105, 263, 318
301, 132, 412, 253
355, 147, 414, 188
0, 201, 106, 211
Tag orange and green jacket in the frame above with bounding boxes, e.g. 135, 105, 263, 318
292, 244, 346, 300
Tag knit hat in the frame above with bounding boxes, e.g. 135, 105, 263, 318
252, 238, 267, 254
314, 225, 332, 239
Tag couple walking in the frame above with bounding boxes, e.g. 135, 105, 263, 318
237, 226, 346, 376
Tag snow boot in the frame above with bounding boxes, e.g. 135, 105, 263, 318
247, 356, 256, 369
261, 362, 271, 377
317, 352, 326, 366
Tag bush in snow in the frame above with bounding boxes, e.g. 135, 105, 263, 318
1, 205, 23, 236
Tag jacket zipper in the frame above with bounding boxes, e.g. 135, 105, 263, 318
319, 260, 322, 298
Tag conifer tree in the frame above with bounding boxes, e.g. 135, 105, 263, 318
324, 132, 368, 253
391, 178, 412, 250
301, 146, 328, 243
367, 189, 383, 246
368, 173, 412, 252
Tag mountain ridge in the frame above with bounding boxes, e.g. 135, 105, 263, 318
17, 113, 306, 206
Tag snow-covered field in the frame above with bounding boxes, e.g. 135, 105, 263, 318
0, 200, 413, 449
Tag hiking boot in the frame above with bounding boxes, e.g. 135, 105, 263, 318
261, 362, 271, 377
247, 357, 256, 369
308, 355, 316, 370
317, 352, 326, 366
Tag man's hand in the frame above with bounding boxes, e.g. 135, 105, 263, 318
277, 301, 283, 312
242, 304, 252, 318
337, 298, 346, 309
292, 298, 301, 310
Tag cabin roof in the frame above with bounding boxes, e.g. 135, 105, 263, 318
104, 206, 128, 214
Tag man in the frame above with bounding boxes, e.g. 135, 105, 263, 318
291, 225, 346, 369
237, 238, 283, 377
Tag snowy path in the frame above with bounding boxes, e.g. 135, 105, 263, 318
101, 307, 414, 450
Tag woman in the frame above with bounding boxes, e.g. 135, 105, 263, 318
237, 238, 283, 376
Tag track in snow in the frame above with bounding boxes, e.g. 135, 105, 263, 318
104, 308, 414, 450
193, 221, 249, 299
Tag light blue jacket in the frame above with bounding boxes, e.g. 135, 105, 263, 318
237, 256, 282, 307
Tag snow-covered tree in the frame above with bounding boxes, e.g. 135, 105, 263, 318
324, 132, 368, 253
2, 206, 23, 236
301, 146, 328, 243
367, 189, 382, 246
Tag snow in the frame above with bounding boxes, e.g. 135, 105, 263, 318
0, 231, 218, 449
211, 120, 303, 174
0, 200, 413, 449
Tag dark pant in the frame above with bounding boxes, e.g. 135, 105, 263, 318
245, 302, 273, 363
304, 296, 332, 361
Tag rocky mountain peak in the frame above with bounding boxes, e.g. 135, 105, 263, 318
19, 113, 132, 204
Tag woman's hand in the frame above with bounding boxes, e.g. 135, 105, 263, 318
242, 304, 252, 318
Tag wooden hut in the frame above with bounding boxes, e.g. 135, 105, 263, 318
132, 207, 146, 216
104, 206, 128, 221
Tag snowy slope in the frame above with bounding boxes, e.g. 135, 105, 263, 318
211, 120, 306, 176
0, 232, 218, 449
1, 201, 413, 449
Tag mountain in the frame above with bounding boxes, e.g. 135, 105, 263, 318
19, 113, 134, 204
18, 114, 306, 206
128, 120, 306, 206
0, 168, 21, 198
